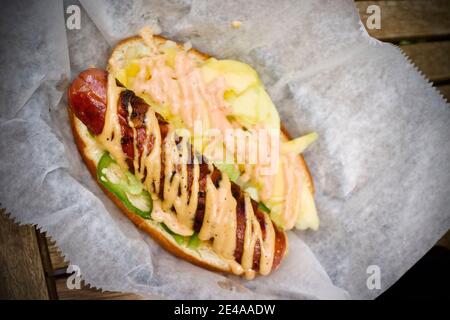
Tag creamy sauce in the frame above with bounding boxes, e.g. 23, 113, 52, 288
199, 174, 237, 260
112, 28, 311, 234
251, 137, 304, 230
151, 200, 193, 236
160, 127, 198, 232
111, 30, 308, 232
139, 27, 159, 55
95, 74, 278, 277
74, 117, 107, 165
97, 29, 288, 277
282, 153, 302, 229
97, 74, 127, 169
132, 52, 232, 133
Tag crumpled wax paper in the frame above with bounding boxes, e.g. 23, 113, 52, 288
1, 0, 449, 299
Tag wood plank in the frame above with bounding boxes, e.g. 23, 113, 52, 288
399, 41, 450, 83
0, 210, 49, 299
55, 277, 144, 300
437, 230, 450, 249
46, 238, 151, 299
356, 1, 450, 42
437, 84, 450, 102
46, 237, 69, 271
35, 232, 58, 299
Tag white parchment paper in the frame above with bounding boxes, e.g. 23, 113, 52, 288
1, 0, 449, 299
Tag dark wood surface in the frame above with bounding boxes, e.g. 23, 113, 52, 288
438, 84, 450, 101
0, 211, 49, 299
356, 0, 450, 42
54, 278, 143, 300
1, 1, 449, 299
356, 0, 450, 101
399, 41, 450, 84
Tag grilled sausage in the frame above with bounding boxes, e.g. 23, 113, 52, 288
68, 68, 286, 272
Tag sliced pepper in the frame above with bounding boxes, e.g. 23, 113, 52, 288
188, 232, 201, 249
160, 223, 186, 246
97, 152, 152, 219
258, 201, 271, 214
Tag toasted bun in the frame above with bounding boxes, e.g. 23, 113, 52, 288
109, 35, 314, 194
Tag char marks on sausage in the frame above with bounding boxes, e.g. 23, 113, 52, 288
68, 68, 286, 272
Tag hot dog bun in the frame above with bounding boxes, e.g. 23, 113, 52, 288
68, 33, 317, 278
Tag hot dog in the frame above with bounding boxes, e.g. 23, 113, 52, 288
68, 29, 319, 278
69, 68, 287, 277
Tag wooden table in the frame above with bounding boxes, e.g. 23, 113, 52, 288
1, 0, 449, 299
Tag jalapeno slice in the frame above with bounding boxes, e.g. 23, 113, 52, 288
97, 152, 152, 219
